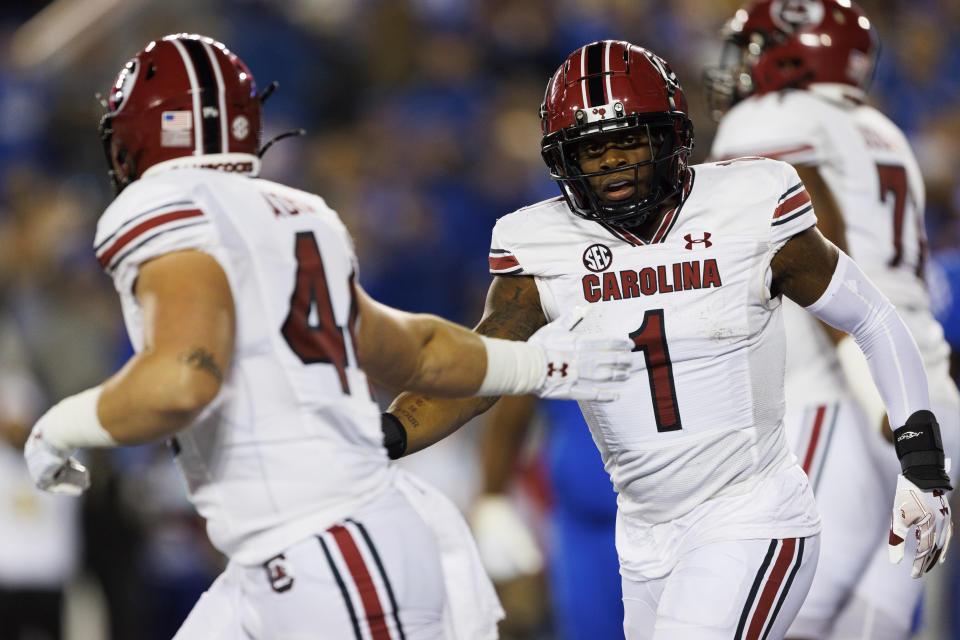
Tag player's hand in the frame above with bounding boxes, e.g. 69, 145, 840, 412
23, 423, 90, 496
528, 306, 632, 402
471, 494, 544, 582
888, 474, 952, 578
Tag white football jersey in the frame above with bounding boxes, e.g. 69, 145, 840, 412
489, 159, 821, 542
712, 85, 952, 404
95, 167, 390, 563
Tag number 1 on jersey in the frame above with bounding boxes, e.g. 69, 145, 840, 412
629, 309, 681, 432
281, 231, 352, 394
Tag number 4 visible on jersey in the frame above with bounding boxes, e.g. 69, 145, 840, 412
629, 309, 681, 432
281, 231, 355, 394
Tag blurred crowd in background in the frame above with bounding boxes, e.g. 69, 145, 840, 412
0, 0, 958, 638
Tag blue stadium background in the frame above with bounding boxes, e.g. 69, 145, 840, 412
0, 0, 958, 638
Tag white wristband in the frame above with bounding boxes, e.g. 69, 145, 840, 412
475, 336, 545, 396
37, 386, 117, 451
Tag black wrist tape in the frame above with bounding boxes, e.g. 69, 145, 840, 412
893, 410, 952, 491
381, 412, 407, 460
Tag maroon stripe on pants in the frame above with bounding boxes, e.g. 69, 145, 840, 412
329, 524, 391, 640
801, 405, 827, 474
746, 538, 797, 640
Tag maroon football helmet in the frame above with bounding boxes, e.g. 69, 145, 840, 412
704, 0, 878, 118
99, 34, 263, 193
540, 41, 694, 227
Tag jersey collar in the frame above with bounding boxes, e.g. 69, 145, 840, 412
807, 83, 867, 107
600, 168, 695, 247
141, 153, 261, 179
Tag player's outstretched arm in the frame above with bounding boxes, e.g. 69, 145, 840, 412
24, 250, 235, 494
773, 227, 952, 578
354, 283, 495, 397
375, 275, 631, 457
378, 275, 546, 457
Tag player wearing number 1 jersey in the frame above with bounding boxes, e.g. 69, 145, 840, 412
707, 2, 960, 637
381, 40, 952, 639
21, 34, 633, 640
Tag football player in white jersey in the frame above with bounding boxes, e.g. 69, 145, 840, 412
378, 40, 953, 639
707, 1, 960, 638
20, 34, 635, 640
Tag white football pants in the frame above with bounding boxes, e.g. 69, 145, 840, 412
173, 486, 447, 640
622, 534, 820, 640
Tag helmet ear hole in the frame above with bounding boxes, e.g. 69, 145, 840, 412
111, 145, 127, 172
145, 62, 156, 80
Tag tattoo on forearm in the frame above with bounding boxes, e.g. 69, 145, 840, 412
393, 394, 497, 433
181, 347, 224, 383
396, 407, 421, 429
476, 282, 546, 341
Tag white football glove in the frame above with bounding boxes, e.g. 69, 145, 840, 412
528, 306, 632, 402
24, 425, 90, 496
470, 494, 544, 582
888, 474, 952, 578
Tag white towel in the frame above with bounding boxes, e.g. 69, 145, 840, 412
394, 468, 504, 639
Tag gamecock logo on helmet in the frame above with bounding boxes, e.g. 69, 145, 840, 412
771, 0, 826, 32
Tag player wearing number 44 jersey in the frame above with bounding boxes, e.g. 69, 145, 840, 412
21, 34, 633, 640
706, 1, 960, 638
380, 40, 953, 639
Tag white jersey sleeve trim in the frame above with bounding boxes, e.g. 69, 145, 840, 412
769, 164, 818, 245
771, 182, 813, 227
488, 248, 523, 275
96, 202, 209, 272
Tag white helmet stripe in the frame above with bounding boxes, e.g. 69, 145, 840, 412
605, 40, 614, 101
579, 44, 589, 108
169, 38, 204, 156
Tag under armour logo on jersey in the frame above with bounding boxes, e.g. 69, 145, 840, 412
264, 554, 295, 593
684, 233, 712, 249
547, 362, 569, 378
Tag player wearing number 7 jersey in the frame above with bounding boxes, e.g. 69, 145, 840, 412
382, 40, 952, 639
21, 34, 633, 640
707, 1, 959, 637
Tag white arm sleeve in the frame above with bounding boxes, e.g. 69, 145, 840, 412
804, 251, 930, 427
